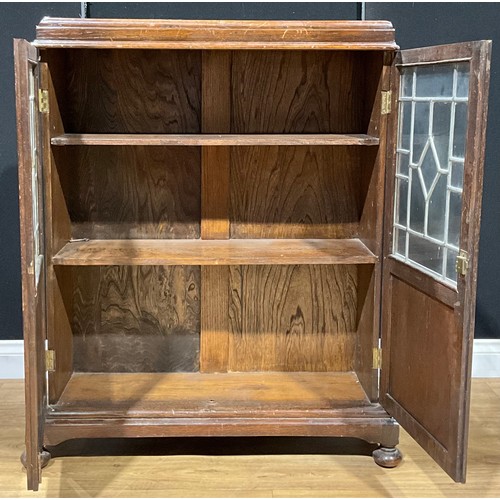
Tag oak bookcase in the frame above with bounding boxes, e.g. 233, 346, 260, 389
14, 18, 491, 490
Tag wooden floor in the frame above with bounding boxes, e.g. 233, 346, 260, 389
1, 378, 499, 497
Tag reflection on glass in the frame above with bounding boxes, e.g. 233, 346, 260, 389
400, 101, 412, 150
412, 102, 430, 164
408, 234, 443, 274
393, 61, 470, 286
415, 64, 454, 97
397, 178, 408, 226
451, 161, 464, 189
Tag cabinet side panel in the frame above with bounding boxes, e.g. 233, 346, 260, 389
227, 265, 357, 372
230, 146, 362, 239
69, 265, 200, 373
40, 56, 74, 403
55, 49, 201, 134
54, 145, 201, 239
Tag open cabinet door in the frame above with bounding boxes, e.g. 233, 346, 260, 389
14, 39, 47, 491
381, 41, 491, 482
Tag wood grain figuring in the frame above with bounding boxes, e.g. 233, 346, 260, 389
67, 266, 200, 373
52, 238, 377, 266
230, 146, 362, 239
231, 51, 367, 134
34, 18, 398, 50
50, 133, 380, 146
3, 379, 500, 497
39, 56, 74, 405
227, 265, 358, 372
53, 372, 370, 412
354, 52, 390, 402
55, 49, 201, 133
201, 51, 231, 239
200, 267, 229, 372
53, 146, 200, 239
384, 275, 458, 452
201, 147, 230, 239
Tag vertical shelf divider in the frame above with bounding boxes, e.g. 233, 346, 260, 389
200, 50, 232, 372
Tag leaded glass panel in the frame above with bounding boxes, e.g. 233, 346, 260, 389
392, 62, 469, 286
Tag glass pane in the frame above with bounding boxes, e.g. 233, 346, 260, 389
456, 63, 470, 98
409, 173, 425, 233
397, 152, 409, 177
395, 228, 406, 256
420, 145, 438, 194
397, 178, 409, 226
400, 101, 412, 150
453, 103, 468, 158
392, 61, 470, 286
446, 248, 458, 282
448, 192, 462, 247
427, 174, 447, 241
415, 65, 454, 98
402, 70, 414, 97
432, 102, 452, 170
412, 102, 430, 164
408, 234, 443, 274
451, 161, 464, 189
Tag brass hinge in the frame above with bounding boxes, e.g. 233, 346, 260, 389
456, 250, 470, 276
38, 89, 49, 114
381, 91, 392, 115
45, 350, 55, 372
373, 347, 382, 370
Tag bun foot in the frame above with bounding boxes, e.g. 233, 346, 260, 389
373, 446, 402, 468
21, 449, 51, 469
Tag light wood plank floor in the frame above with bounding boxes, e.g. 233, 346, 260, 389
1, 379, 499, 497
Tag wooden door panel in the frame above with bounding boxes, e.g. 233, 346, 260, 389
381, 41, 491, 482
14, 38, 46, 491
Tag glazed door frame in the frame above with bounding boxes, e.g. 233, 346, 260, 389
14, 38, 47, 491
381, 41, 491, 482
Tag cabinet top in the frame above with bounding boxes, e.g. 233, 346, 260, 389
34, 17, 398, 50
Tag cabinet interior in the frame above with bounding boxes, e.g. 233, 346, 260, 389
44, 48, 385, 414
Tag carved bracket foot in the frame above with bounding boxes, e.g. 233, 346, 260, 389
21, 449, 51, 469
372, 446, 403, 468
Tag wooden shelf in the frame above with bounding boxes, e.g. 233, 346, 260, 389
52, 238, 377, 266
51, 371, 373, 418
50, 133, 380, 147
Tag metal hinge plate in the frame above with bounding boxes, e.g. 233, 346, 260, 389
456, 250, 470, 276
38, 89, 49, 114
45, 350, 55, 372
373, 347, 382, 370
381, 91, 392, 115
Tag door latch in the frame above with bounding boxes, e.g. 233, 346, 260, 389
456, 250, 470, 276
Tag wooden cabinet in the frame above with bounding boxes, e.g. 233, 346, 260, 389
14, 18, 491, 490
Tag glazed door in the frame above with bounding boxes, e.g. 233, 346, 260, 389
381, 41, 491, 482
14, 39, 47, 491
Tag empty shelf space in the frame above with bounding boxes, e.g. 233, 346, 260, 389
52, 371, 372, 417
50, 133, 380, 147
52, 238, 377, 266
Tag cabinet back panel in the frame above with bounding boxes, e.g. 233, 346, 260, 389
201, 264, 358, 372
230, 146, 364, 239
65, 265, 201, 373
231, 51, 372, 134
54, 146, 200, 239
50, 49, 201, 133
